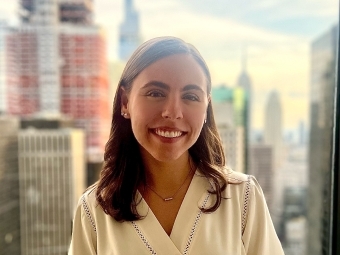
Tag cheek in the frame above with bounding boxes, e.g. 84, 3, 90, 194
188, 105, 207, 120
187, 112, 205, 130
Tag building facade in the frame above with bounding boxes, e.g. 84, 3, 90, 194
60, 25, 110, 161
236, 60, 252, 173
18, 127, 85, 255
0, 21, 9, 114
212, 85, 246, 173
307, 24, 338, 255
5, 0, 110, 161
264, 90, 283, 168
249, 144, 274, 211
0, 116, 21, 255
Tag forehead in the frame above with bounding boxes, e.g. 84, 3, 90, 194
133, 54, 208, 91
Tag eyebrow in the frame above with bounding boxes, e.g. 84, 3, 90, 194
141, 81, 205, 93
141, 81, 169, 90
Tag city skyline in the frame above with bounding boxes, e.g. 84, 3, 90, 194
97, 0, 337, 133
0, 1, 337, 131
0, 2, 338, 254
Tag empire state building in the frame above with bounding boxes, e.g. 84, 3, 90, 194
119, 0, 141, 61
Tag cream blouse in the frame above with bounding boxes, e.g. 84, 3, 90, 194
69, 169, 285, 255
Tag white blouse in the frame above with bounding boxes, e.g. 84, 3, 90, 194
68, 169, 285, 255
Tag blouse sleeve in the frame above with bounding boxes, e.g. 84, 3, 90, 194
68, 195, 97, 255
242, 176, 285, 255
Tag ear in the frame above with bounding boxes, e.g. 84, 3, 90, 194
120, 87, 129, 114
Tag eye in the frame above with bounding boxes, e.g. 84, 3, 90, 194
182, 93, 200, 101
146, 90, 165, 98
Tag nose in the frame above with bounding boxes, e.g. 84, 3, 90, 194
161, 97, 183, 120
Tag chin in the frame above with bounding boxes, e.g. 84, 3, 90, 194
150, 151, 186, 163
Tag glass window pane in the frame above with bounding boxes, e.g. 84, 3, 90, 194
0, 1, 338, 254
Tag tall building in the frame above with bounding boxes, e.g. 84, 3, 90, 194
0, 116, 21, 255
249, 144, 274, 211
282, 187, 307, 255
274, 145, 308, 253
264, 90, 283, 168
5, 0, 110, 161
59, 0, 93, 24
307, 24, 338, 255
237, 51, 252, 131
0, 21, 9, 114
60, 26, 111, 161
18, 126, 85, 255
6, 26, 40, 115
19, 0, 93, 24
119, 0, 141, 61
212, 85, 246, 173
236, 53, 252, 172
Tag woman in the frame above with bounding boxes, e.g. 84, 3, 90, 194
69, 36, 285, 254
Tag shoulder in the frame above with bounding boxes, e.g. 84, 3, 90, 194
220, 167, 252, 184
219, 168, 262, 202
77, 185, 100, 227
79, 185, 97, 208
78, 185, 98, 214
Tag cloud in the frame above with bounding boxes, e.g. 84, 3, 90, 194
0, 3, 18, 25
134, 0, 308, 56
179, 0, 338, 38
251, 0, 337, 19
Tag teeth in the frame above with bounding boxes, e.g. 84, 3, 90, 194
155, 129, 182, 138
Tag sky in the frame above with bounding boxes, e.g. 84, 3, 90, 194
0, 0, 338, 132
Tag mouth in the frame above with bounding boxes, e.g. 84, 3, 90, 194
153, 128, 185, 138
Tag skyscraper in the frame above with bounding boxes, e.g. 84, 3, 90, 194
0, 21, 9, 114
276, 145, 308, 254
236, 52, 252, 172
212, 85, 246, 173
119, 0, 141, 61
264, 90, 283, 168
249, 144, 274, 211
0, 116, 21, 255
18, 126, 85, 255
307, 24, 338, 255
59, 26, 111, 161
5, 0, 110, 161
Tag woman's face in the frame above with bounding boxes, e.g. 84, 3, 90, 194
121, 54, 210, 163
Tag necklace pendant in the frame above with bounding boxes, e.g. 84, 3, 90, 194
164, 197, 173, 201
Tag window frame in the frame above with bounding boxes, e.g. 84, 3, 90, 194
330, 8, 340, 255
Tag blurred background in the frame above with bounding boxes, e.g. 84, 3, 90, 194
0, 0, 338, 254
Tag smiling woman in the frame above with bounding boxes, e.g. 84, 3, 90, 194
121, 54, 209, 163
68, 36, 285, 255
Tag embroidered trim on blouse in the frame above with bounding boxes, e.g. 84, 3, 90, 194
241, 175, 251, 234
183, 193, 211, 255
131, 192, 211, 255
81, 195, 97, 233
131, 221, 158, 255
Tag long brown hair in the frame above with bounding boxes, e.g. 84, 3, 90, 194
96, 36, 227, 221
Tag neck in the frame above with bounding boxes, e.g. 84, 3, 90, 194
141, 152, 194, 191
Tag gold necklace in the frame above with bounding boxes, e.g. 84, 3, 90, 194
146, 169, 193, 202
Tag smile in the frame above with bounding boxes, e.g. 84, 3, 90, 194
154, 128, 183, 138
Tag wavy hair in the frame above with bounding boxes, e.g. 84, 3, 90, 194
96, 36, 227, 221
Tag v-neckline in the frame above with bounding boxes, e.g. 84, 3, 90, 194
134, 171, 211, 253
